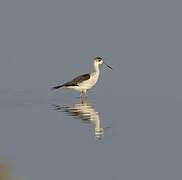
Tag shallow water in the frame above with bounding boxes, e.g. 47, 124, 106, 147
0, 89, 182, 180
0, 0, 182, 179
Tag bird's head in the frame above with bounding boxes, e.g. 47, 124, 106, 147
93, 56, 112, 69
93, 56, 104, 65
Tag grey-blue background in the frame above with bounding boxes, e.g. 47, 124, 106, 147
0, 1, 182, 179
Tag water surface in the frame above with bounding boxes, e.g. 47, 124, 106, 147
0, 89, 181, 179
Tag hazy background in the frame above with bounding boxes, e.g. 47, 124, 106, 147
0, 0, 182, 180
0, 0, 181, 96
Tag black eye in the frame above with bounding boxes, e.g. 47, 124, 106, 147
98, 59, 101, 62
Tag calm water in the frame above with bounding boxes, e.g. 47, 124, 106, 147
0, 1, 182, 179
0, 89, 181, 180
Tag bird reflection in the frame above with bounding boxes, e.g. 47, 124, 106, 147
53, 99, 104, 140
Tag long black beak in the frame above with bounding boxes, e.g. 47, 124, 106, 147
103, 61, 113, 70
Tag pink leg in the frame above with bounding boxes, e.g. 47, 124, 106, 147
80, 91, 84, 99
80, 91, 87, 103
83, 91, 87, 98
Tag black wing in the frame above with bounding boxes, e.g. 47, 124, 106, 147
52, 73, 90, 90
65, 73, 90, 86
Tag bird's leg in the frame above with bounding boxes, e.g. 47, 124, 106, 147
80, 92, 87, 104
83, 90, 87, 99
80, 90, 87, 103
80, 91, 84, 100
80, 96, 84, 104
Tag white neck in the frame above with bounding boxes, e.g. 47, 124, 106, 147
92, 62, 100, 74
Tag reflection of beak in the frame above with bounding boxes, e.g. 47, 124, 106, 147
103, 61, 113, 70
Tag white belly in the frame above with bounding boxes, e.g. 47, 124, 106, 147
78, 73, 99, 90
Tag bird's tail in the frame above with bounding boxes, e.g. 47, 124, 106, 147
51, 85, 64, 90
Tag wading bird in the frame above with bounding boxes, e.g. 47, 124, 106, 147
52, 57, 112, 99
